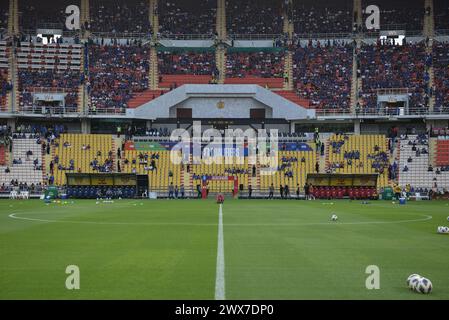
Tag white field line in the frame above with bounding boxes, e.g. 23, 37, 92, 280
7, 212, 433, 227
215, 203, 226, 300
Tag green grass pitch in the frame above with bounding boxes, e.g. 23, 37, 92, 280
0, 198, 448, 299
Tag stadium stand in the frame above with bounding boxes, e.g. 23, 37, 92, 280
0, 135, 44, 185
19, 0, 77, 31
158, 0, 216, 36
0, 40, 10, 112
260, 149, 317, 196
358, 42, 428, 114
121, 149, 181, 191
52, 134, 113, 185
158, 50, 217, 75
293, 2, 353, 35
434, 0, 449, 30
433, 41, 449, 113
225, 50, 285, 80
361, 0, 424, 31
89, 0, 150, 34
293, 43, 352, 113
327, 134, 389, 188
0, 2, 8, 31
397, 134, 444, 189
16, 41, 83, 114
226, 0, 283, 35
88, 43, 149, 113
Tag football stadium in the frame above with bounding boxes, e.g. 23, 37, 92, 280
0, 0, 449, 303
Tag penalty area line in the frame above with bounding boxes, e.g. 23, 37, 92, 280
215, 203, 226, 300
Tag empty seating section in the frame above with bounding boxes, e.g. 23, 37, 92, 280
226, 0, 283, 34
225, 50, 285, 88
121, 150, 181, 190
327, 135, 389, 187
293, 2, 353, 34
0, 137, 43, 185
433, 42, 449, 113
89, 0, 150, 34
398, 135, 444, 188
17, 42, 83, 113
191, 157, 250, 193
0, 40, 10, 111
293, 44, 352, 112
159, 0, 216, 35
88, 44, 149, 113
359, 43, 427, 113
53, 134, 113, 185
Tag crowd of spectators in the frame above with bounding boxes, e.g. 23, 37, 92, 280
88, 44, 149, 112
18, 70, 81, 111
158, 50, 217, 75
362, 0, 425, 31
435, 0, 449, 30
226, 51, 285, 78
358, 42, 428, 112
226, 0, 283, 35
292, 3, 353, 35
159, 0, 216, 36
0, 4, 8, 31
89, 0, 150, 34
433, 41, 449, 113
293, 43, 352, 112
0, 181, 45, 193
1, 69, 12, 110
19, 0, 74, 30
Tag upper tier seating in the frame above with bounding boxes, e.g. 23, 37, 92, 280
327, 134, 389, 187
88, 44, 149, 113
358, 42, 428, 113
226, 51, 285, 78
17, 42, 83, 113
0, 40, 10, 111
293, 2, 353, 34
158, 50, 217, 75
435, 0, 449, 30
89, 0, 150, 34
362, 0, 424, 31
293, 44, 352, 113
226, 0, 283, 34
433, 42, 449, 113
159, 0, 216, 36
19, 0, 76, 30
0, 136, 44, 185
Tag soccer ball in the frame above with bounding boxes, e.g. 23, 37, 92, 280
410, 276, 423, 291
331, 214, 338, 221
406, 274, 421, 289
437, 226, 444, 234
415, 277, 432, 294
443, 226, 449, 233
447, 216, 449, 221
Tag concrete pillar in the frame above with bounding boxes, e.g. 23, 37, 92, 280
354, 119, 361, 135
7, 118, 16, 132
81, 118, 91, 134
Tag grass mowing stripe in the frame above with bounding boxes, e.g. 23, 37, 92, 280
215, 204, 226, 300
